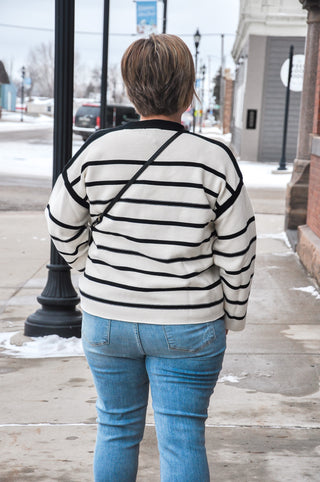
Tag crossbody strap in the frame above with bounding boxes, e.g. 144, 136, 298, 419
91, 130, 183, 228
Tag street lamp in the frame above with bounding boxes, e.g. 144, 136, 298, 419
21, 66, 25, 122
24, 0, 82, 338
199, 64, 206, 133
193, 29, 201, 132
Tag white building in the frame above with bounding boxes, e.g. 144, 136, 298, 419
231, 0, 307, 162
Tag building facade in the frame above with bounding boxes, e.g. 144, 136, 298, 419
231, 0, 307, 162
296, 0, 320, 286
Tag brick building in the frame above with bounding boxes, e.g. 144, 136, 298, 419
297, 19, 320, 285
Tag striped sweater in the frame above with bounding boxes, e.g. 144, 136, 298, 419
45, 119, 256, 331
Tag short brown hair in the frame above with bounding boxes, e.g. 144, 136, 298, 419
121, 34, 195, 117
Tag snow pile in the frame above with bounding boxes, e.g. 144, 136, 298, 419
290, 286, 320, 300
257, 232, 291, 248
0, 332, 84, 358
218, 372, 248, 384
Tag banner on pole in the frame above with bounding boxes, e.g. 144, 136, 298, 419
136, 1, 157, 35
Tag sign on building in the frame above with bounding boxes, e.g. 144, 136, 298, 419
136, 1, 157, 35
280, 54, 305, 92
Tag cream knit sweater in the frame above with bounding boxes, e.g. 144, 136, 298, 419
45, 120, 256, 331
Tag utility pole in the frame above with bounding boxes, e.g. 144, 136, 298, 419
220, 33, 225, 131
162, 0, 167, 33
20, 66, 25, 122
100, 0, 110, 129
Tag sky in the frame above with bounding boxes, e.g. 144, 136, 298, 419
1, 0, 240, 88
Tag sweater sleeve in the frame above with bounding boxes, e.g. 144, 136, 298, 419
211, 157, 256, 331
45, 150, 91, 272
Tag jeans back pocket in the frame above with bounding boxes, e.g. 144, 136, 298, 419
163, 321, 218, 353
82, 312, 111, 346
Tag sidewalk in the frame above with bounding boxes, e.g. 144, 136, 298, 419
1, 182, 320, 480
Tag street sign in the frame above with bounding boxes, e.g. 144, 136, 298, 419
280, 54, 304, 92
136, 1, 157, 34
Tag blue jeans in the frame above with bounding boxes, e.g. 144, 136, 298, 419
82, 312, 226, 482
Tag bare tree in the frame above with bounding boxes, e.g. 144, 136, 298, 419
27, 42, 54, 97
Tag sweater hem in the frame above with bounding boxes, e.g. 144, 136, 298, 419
80, 297, 226, 326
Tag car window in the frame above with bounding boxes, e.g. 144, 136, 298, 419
76, 106, 99, 117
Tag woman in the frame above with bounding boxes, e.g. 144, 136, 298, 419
46, 34, 256, 481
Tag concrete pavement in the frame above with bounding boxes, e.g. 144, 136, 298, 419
0, 179, 320, 481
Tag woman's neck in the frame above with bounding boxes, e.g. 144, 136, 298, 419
140, 113, 183, 124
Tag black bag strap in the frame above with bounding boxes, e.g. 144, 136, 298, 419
91, 130, 183, 228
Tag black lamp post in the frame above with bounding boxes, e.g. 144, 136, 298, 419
193, 28, 201, 133
278, 45, 294, 171
20, 66, 25, 122
199, 64, 206, 133
24, 0, 82, 338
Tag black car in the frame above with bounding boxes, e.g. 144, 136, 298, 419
73, 103, 140, 141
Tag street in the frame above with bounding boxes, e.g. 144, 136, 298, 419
0, 126, 83, 210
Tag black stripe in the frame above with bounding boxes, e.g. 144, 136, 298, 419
85, 179, 218, 199
62, 171, 89, 209
50, 226, 87, 243
89, 197, 211, 211
86, 180, 126, 187
217, 216, 255, 240
117, 198, 211, 209
87, 255, 214, 279
224, 296, 249, 306
94, 243, 213, 264
80, 288, 224, 310
71, 175, 81, 187
215, 180, 244, 219
46, 205, 86, 230
90, 198, 115, 205
93, 227, 215, 247
84, 272, 221, 292
224, 255, 256, 275
221, 273, 254, 290
58, 241, 88, 257
224, 310, 246, 321
81, 159, 145, 173
105, 213, 209, 228
213, 236, 256, 258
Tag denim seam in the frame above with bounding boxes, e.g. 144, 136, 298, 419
134, 323, 146, 355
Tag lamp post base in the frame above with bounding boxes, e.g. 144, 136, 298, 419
24, 263, 82, 338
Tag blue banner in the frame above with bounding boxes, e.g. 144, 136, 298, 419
136, 1, 157, 35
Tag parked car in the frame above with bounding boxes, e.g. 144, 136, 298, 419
73, 103, 139, 141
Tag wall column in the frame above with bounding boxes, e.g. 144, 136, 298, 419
285, 1, 320, 244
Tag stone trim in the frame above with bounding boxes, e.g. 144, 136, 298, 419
311, 136, 320, 156
297, 225, 320, 286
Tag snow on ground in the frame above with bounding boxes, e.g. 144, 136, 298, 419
0, 111, 53, 131
0, 114, 292, 188
290, 286, 320, 300
257, 232, 291, 248
0, 140, 54, 177
0, 332, 84, 358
